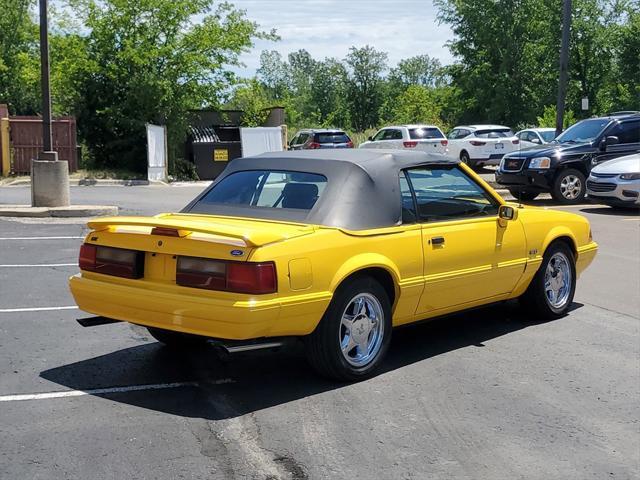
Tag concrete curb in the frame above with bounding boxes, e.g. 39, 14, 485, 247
1, 178, 167, 187
0, 205, 118, 218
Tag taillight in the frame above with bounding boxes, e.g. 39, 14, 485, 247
308, 142, 321, 149
346, 141, 354, 148
78, 244, 144, 279
151, 227, 180, 237
79, 244, 97, 271
512, 139, 520, 144
403, 141, 418, 148
469, 140, 486, 146
440, 139, 448, 146
176, 256, 276, 294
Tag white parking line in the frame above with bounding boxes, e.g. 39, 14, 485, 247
0, 263, 76, 268
0, 236, 84, 240
0, 306, 78, 313
0, 379, 234, 402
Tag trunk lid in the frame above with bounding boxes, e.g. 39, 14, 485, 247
87, 213, 316, 248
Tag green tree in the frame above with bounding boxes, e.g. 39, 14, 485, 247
389, 54, 445, 88
0, 0, 40, 115
345, 46, 388, 131
435, 0, 562, 127
70, 0, 271, 171
227, 78, 272, 126
388, 85, 443, 126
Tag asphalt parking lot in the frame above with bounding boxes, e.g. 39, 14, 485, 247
1, 184, 638, 480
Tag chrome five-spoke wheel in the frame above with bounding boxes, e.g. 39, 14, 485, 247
339, 293, 385, 367
544, 252, 572, 309
306, 277, 392, 380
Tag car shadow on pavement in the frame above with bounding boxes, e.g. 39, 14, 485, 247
579, 207, 639, 216
40, 301, 575, 421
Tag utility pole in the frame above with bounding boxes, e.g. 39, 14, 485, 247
32, 0, 70, 207
39, 0, 52, 152
555, 0, 572, 137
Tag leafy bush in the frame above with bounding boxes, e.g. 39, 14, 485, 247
171, 158, 199, 182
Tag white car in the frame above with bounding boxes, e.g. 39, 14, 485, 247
446, 124, 520, 168
359, 125, 448, 155
515, 128, 557, 148
587, 153, 640, 208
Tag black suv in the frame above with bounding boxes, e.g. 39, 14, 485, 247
495, 113, 640, 203
289, 129, 353, 150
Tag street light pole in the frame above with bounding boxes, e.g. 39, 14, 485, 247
39, 0, 53, 152
555, 0, 572, 137
32, 0, 70, 207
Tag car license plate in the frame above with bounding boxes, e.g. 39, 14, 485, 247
495, 143, 504, 150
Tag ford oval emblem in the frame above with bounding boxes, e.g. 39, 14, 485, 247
230, 249, 244, 257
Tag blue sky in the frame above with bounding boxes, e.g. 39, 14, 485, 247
231, 0, 455, 76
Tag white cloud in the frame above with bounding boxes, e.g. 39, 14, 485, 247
230, 0, 455, 76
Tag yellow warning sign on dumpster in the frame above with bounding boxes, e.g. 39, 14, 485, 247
213, 149, 229, 162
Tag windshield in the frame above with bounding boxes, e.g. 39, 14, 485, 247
540, 131, 556, 142
555, 118, 609, 143
191, 170, 327, 211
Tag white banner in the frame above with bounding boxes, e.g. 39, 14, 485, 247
240, 127, 283, 157
146, 124, 167, 181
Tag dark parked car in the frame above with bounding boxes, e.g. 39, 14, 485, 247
495, 112, 640, 203
289, 129, 353, 150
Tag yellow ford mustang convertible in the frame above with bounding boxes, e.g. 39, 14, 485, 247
70, 150, 597, 380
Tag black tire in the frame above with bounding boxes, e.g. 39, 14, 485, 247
551, 168, 586, 204
305, 276, 392, 381
460, 150, 476, 168
147, 327, 207, 349
508, 188, 539, 201
520, 241, 576, 321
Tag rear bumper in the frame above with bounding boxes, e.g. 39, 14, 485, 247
69, 273, 332, 340
495, 170, 553, 191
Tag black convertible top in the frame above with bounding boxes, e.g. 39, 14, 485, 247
184, 149, 459, 230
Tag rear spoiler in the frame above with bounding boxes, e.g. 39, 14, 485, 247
86, 215, 298, 247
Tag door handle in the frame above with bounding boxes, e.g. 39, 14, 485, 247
430, 236, 445, 245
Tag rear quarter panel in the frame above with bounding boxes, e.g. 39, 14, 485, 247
249, 225, 425, 335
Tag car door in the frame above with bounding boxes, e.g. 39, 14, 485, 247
446, 129, 463, 159
593, 119, 640, 165
288, 134, 300, 150
366, 129, 388, 149
404, 165, 527, 313
383, 128, 404, 149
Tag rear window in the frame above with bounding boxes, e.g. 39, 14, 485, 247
474, 129, 513, 138
193, 170, 327, 211
409, 127, 444, 140
540, 131, 556, 142
316, 132, 350, 144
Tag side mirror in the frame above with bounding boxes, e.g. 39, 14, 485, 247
600, 135, 619, 150
531, 137, 541, 144
498, 204, 518, 221
368, 136, 373, 141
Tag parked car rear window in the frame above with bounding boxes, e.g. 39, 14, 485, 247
474, 129, 514, 138
316, 132, 350, 144
409, 128, 444, 139
193, 170, 327, 211
540, 131, 556, 142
